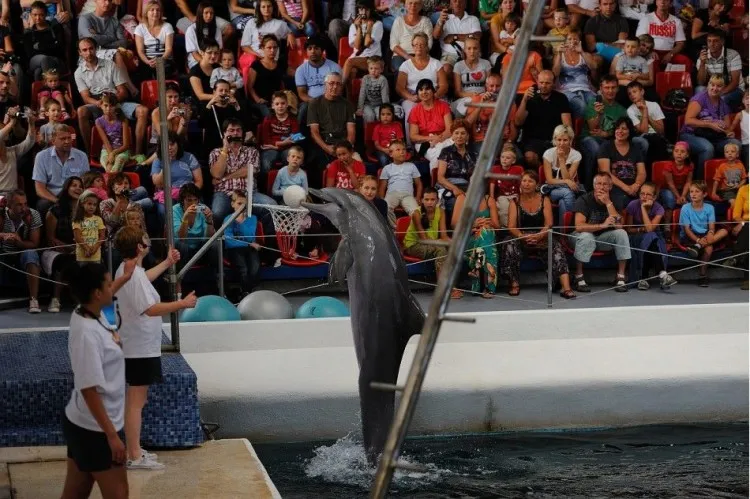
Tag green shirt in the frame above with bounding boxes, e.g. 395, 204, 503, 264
582, 99, 627, 138
403, 208, 441, 249
479, 0, 499, 15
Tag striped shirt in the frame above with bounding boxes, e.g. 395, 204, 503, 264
1, 207, 43, 253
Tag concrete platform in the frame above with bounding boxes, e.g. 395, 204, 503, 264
1, 439, 279, 499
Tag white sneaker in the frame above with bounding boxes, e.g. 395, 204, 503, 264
48, 298, 61, 313
127, 454, 165, 470
660, 273, 677, 289
28, 299, 41, 314
142, 449, 158, 461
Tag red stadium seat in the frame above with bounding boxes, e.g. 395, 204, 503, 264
655, 71, 693, 103
287, 37, 308, 72
89, 130, 103, 169
651, 160, 671, 188
140, 79, 179, 110
338, 36, 354, 69
395, 216, 422, 263
703, 158, 724, 193
266, 168, 278, 195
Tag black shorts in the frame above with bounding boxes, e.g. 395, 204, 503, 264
63, 414, 119, 473
125, 357, 163, 386
520, 138, 553, 160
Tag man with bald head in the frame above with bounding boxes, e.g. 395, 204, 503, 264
514, 70, 572, 169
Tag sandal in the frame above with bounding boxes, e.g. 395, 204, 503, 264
450, 289, 464, 299
573, 275, 590, 293
559, 289, 576, 299
482, 291, 494, 299
508, 283, 520, 296
614, 274, 628, 292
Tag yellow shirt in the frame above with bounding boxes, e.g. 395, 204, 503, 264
73, 215, 105, 262
733, 184, 749, 222
546, 27, 570, 52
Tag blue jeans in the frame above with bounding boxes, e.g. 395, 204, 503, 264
659, 189, 677, 210
286, 19, 317, 37
391, 55, 407, 73
20, 249, 40, 268
546, 185, 577, 226
678, 133, 741, 180
249, 101, 271, 119
580, 136, 649, 188
261, 148, 291, 173
375, 150, 390, 167
562, 90, 595, 118
381, 15, 396, 31
226, 246, 261, 293
130, 186, 154, 212
297, 102, 308, 127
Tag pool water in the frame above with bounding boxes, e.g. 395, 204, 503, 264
253, 423, 749, 498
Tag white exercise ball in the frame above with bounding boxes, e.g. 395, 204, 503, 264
283, 185, 307, 208
237, 290, 295, 320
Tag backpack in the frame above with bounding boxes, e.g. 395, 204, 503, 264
663, 89, 689, 112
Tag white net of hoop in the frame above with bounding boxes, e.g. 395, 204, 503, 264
254, 204, 309, 260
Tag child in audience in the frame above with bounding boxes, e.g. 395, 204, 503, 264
72, 189, 106, 264
359, 174, 389, 221
488, 144, 524, 227
711, 143, 747, 207
499, 14, 520, 54
637, 34, 659, 70
38, 68, 73, 121
371, 103, 405, 167
402, 187, 463, 298
260, 91, 300, 173
123, 203, 155, 267
679, 181, 729, 286
615, 38, 651, 106
272, 146, 309, 201
357, 56, 392, 124
626, 81, 667, 164
625, 182, 676, 290
325, 141, 366, 190
659, 141, 694, 235
729, 91, 748, 168
95, 93, 132, 173
210, 49, 244, 94
38, 100, 65, 146
379, 140, 423, 215
82, 171, 109, 201
545, 9, 570, 56
224, 190, 261, 297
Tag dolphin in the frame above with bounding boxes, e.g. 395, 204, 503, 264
302, 188, 425, 463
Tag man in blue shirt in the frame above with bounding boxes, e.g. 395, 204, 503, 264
294, 36, 342, 126
31, 124, 89, 217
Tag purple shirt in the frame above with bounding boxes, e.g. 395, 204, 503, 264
680, 91, 732, 135
626, 199, 665, 225
95, 116, 124, 148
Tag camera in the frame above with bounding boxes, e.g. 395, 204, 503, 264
176, 108, 186, 116
228, 136, 243, 143
220, 95, 230, 104
121, 189, 133, 198
10, 111, 27, 120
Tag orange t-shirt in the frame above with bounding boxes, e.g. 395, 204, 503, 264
500, 50, 542, 94
713, 161, 747, 192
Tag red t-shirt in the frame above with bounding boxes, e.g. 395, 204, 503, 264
261, 114, 300, 146
407, 100, 451, 136
326, 159, 366, 190
663, 162, 694, 190
372, 122, 404, 148
491, 164, 524, 197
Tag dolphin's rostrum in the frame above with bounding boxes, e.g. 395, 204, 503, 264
302, 188, 425, 463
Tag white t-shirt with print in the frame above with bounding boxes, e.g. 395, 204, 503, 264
627, 100, 666, 135
65, 311, 126, 432
635, 12, 685, 51
115, 264, 162, 358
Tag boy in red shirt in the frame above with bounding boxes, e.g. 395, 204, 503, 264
325, 141, 366, 190
260, 91, 300, 173
488, 145, 524, 227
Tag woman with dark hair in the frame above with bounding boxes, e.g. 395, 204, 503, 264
596, 117, 647, 211
23, 0, 67, 81
238, 0, 295, 79
185, 2, 223, 69
189, 41, 221, 104
436, 120, 475, 219
502, 170, 575, 298
247, 35, 287, 117
408, 78, 453, 167
42, 176, 82, 313
172, 182, 217, 271
60, 261, 135, 499
151, 133, 203, 222
99, 173, 154, 237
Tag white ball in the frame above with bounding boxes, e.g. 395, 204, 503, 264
283, 185, 307, 208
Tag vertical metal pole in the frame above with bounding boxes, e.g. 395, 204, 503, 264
156, 58, 180, 352
218, 238, 225, 297
547, 229, 553, 308
107, 239, 114, 275
369, 0, 547, 495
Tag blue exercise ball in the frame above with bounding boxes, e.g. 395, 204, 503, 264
296, 296, 350, 319
181, 295, 242, 322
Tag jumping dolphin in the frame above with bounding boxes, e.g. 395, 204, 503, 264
302, 188, 425, 462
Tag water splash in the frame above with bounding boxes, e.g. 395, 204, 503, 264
303, 433, 453, 490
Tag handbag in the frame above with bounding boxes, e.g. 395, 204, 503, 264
692, 126, 726, 141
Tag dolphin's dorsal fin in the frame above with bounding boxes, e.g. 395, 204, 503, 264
329, 239, 354, 285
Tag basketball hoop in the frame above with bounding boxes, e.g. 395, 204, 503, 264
254, 204, 309, 260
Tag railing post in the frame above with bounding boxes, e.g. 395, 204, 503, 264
107, 237, 114, 275
547, 228, 553, 308
218, 237, 225, 298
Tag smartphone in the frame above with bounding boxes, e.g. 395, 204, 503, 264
595, 94, 603, 104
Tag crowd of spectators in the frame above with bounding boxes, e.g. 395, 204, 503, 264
0, 0, 747, 311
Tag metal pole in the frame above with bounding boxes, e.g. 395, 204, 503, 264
218, 236, 225, 297
177, 206, 244, 280
107, 238, 113, 275
547, 228, 553, 308
369, 0, 547, 495
156, 57, 180, 352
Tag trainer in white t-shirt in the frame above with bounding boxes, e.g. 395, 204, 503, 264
115, 264, 162, 359
635, 12, 685, 52
65, 311, 126, 432
627, 101, 666, 135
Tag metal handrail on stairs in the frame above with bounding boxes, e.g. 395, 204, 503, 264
369, 2, 553, 496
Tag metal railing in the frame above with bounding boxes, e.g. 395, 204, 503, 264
369, 1, 553, 495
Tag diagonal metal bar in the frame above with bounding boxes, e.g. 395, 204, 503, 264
369, 1, 548, 496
